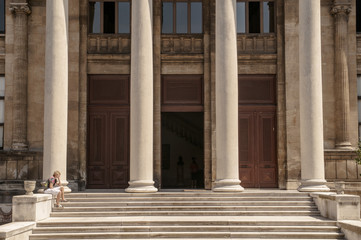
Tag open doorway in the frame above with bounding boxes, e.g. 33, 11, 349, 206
161, 112, 204, 189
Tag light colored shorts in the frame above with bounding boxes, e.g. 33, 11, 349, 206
44, 186, 61, 196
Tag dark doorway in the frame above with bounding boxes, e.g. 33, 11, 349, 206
161, 112, 204, 189
87, 75, 130, 189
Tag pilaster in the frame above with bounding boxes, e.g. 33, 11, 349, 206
9, 2, 31, 151
331, 0, 352, 149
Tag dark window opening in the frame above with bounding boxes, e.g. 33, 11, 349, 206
0, 0, 4, 34
249, 2, 260, 33
104, 2, 115, 33
357, 0, 361, 33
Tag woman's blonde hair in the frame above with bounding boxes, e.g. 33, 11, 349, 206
53, 170, 61, 176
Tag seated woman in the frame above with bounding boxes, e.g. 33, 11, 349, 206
44, 170, 68, 208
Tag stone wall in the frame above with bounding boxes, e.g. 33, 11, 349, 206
325, 150, 360, 181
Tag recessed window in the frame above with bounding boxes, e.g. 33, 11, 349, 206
357, 0, 361, 33
237, 0, 275, 34
0, 0, 4, 34
0, 76, 4, 149
357, 75, 361, 140
162, 0, 203, 34
89, 1, 130, 34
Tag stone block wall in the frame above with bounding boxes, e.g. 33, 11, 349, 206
325, 150, 360, 181
0, 151, 42, 181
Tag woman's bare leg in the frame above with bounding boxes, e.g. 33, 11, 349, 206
60, 186, 66, 201
56, 192, 61, 205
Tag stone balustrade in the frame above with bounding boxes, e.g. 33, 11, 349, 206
237, 34, 276, 54
161, 34, 204, 54
87, 34, 131, 54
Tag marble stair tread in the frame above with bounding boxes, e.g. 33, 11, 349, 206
61, 201, 315, 207
29, 231, 345, 239
31, 225, 341, 233
52, 205, 318, 211
50, 210, 321, 217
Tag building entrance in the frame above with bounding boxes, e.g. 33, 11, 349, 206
160, 74, 204, 189
87, 75, 130, 189
161, 113, 204, 189
238, 75, 278, 188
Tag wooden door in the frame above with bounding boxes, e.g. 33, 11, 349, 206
238, 75, 277, 188
87, 75, 130, 189
239, 106, 277, 188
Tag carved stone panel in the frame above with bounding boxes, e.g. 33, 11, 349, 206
237, 34, 276, 54
161, 34, 203, 54
87, 34, 131, 54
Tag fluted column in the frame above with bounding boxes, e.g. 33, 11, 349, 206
126, 0, 157, 193
213, 0, 244, 192
10, 2, 31, 151
331, 0, 352, 149
43, 0, 70, 191
298, 0, 329, 192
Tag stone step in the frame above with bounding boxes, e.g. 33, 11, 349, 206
52, 205, 318, 212
50, 210, 321, 217
29, 231, 345, 239
65, 192, 310, 198
61, 201, 315, 207
31, 225, 341, 234
64, 196, 313, 202
36, 220, 338, 227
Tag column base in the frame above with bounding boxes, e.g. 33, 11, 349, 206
125, 180, 158, 193
213, 179, 244, 192
11, 142, 29, 151
298, 179, 330, 192
335, 141, 352, 150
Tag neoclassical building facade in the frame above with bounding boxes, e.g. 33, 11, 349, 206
0, 0, 360, 196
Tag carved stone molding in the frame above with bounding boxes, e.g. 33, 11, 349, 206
9, 3, 31, 15
331, 0, 351, 16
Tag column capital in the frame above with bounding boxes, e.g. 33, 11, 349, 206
331, 0, 351, 16
10, 3, 31, 15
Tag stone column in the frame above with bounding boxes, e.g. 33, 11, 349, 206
331, 0, 352, 149
10, 2, 31, 151
43, 0, 70, 191
298, 0, 329, 192
213, 0, 244, 192
126, 0, 157, 193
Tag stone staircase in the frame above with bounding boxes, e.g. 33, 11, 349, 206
29, 191, 345, 239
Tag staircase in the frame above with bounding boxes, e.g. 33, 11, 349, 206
29, 191, 345, 239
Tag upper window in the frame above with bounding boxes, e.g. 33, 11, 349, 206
237, 0, 275, 34
357, 75, 361, 141
0, 76, 4, 149
357, 0, 361, 33
162, 0, 203, 34
89, 0, 130, 34
0, 0, 4, 34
